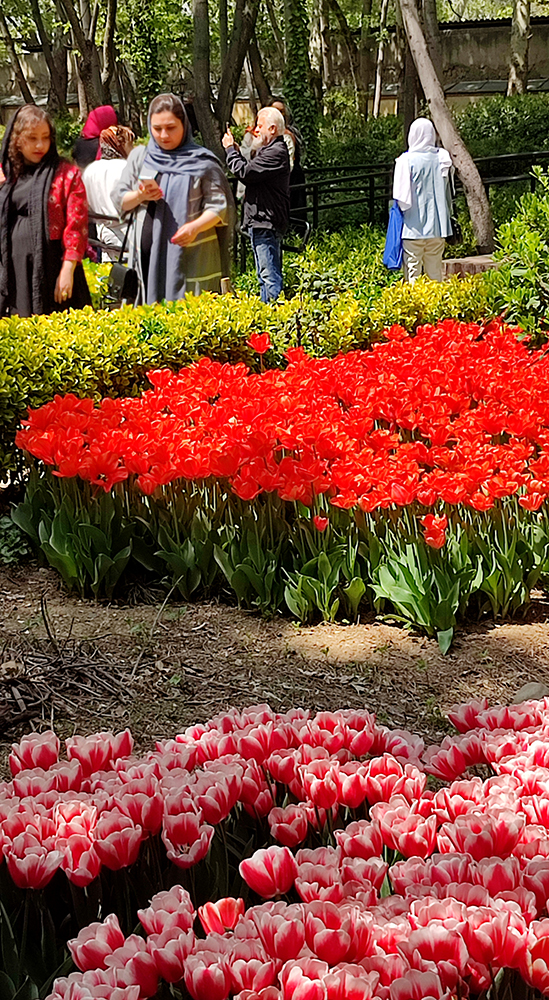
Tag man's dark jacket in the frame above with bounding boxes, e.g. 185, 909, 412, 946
225, 135, 290, 235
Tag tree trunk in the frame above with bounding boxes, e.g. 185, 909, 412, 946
102, 0, 118, 101
422, 0, 442, 82
219, 0, 228, 73
508, 0, 530, 95
192, 0, 223, 155
373, 0, 389, 118
320, 0, 334, 93
0, 12, 35, 105
398, 0, 494, 252
264, 0, 285, 57
79, 0, 103, 99
28, 0, 68, 111
326, 0, 361, 112
358, 0, 373, 118
118, 61, 143, 133
244, 55, 257, 117
249, 35, 272, 106
215, 0, 262, 128
401, 41, 418, 137
61, 0, 102, 111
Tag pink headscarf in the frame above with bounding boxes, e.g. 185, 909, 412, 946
82, 105, 118, 139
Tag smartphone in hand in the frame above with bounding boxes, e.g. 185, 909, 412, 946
138, 168, 161, 183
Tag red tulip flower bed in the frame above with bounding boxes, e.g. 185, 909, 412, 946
4, 699, 549, 999
13, 317, 549, 647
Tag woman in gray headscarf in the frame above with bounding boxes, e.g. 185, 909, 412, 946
392, 118, 453, 283
112, 94, 234, 304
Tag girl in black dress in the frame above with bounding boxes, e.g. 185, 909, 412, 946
0, 105, 91, 318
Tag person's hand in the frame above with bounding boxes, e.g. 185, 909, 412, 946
222, 128, 235, 149
171, 221, 199, 246
54, 260, 76, 304
137, 178, 163, 202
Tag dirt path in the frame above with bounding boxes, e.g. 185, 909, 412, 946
1, 563, 549, 764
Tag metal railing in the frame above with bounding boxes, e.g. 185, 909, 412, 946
290, 148, 549, 229
87, 149, 549, 268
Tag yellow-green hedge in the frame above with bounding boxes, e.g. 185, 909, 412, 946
1, 274, 493, 478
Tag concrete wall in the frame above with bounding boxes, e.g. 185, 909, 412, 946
440, 18, 549, 85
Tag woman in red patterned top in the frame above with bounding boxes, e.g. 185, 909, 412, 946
0, 105, 91, 317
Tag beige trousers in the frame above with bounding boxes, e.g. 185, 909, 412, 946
402, 237, 446, 283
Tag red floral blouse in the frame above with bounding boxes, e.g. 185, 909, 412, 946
47, 161, 88, 262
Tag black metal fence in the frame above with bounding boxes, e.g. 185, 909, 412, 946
90, 149, 549, 265
290, 149, 549, 230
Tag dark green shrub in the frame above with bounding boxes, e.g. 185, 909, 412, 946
484, 166, 549, 338
319, 97, 403, 167
453, 93, 549, 159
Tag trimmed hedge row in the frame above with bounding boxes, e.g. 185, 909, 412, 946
2, 274, 487, 478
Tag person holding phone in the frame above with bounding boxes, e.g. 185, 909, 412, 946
112, 93, 234, 304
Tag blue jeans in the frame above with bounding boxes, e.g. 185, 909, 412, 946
250, 228, 283, 303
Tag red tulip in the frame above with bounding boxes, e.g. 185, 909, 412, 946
93, 810, 143, 870
389, 970, 451, 1000
247, 333, 271, 355
138, 885, 195, 935
226, 939, 278, 994
105, 936, 159, 999
335, 820, 384, 860
60, 834, 102, 887
252, 904, 306, 962
68, 914, 126, 972
312, 516, 329, 532
5, 832, 63, 889
184, 954, 231, 1000
304, 900, 353, 964
10, 731, 60, 775
268, 805, 308, 848
324, 966, 379, 1000
146, 926, 194, 983
240, 846, 298, 898
280, 957, 329, 1000
199, 897, 245, 934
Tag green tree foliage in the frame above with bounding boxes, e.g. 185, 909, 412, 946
284, 0, 321, 164
117, 0, 192, 110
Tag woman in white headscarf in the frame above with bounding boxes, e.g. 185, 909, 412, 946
392, 118, 453, 283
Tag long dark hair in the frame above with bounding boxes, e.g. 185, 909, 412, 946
7, 106, 56, 181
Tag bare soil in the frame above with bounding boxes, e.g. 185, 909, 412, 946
1, 562, 549, 767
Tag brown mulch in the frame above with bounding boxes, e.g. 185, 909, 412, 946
1, 562, 549, 768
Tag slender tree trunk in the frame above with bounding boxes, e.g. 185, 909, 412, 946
320, 0, 334, 93
249, 35, 272, 106
102, 0, 118, 101
192, 0, 223, 155
0, 13, 35, 105
358, 0, 373, 118
244, 55, 257, 117
61, 0, 102, 110
422, 0, 443, 82
219, 0, 228, 73
326, 0, 361, 111
264, 0, 285, 56
215, 0, 262, 128
118, 61, 142, 133
508, 0, 530, 95
401, 42, 418, 137
373, 0, 389, 118
398, 0, 494, 252
79, 0, 103, 99
28, 0, 68, 110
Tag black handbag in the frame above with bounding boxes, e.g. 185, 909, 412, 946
106, 215, 138, 305
446, 170, 463, 247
